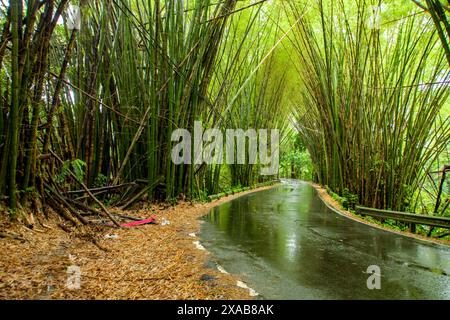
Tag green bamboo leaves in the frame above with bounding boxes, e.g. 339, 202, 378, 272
289, 0, 449, 211
3, 0, 445, 215
55, 0, 243, 200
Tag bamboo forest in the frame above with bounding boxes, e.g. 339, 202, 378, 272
0, 0, 449, 302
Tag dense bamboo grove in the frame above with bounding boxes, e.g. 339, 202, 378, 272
413, 0, 450, 66
210, 8, 289, 189
289, 0, 449, 212
0, 0, 448, 221
0, 0, 290, 218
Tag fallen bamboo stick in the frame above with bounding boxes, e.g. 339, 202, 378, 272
44, 182, 89, 225
112, 213, 142, 221
121, 176, 163, 210
0, 231, 27, 241
66, 182, 137, 195
48, 149, 121, 227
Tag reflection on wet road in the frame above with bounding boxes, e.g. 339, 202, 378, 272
200, 181, 450, 299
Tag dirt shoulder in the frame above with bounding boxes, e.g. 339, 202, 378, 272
0, 185, 276, 300
310, 182, 450, 247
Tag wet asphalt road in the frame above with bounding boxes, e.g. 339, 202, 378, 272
200, 181, 450, 299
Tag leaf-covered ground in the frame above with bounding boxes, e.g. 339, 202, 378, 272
0, 188, 275, 300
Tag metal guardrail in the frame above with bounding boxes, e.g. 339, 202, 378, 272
355, 206, 450, 229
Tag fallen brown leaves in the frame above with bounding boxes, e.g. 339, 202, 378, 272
0, 187, 275, 300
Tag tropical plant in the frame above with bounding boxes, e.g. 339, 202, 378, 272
288, 0, 450, 211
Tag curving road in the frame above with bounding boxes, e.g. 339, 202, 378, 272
200, 180, 450, 299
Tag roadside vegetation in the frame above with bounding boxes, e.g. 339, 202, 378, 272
0, 0, 448, 239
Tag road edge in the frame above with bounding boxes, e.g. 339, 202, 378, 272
309, 182, 450, 249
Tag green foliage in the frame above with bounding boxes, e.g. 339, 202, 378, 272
289, 0, 450, 212
342, 188, 359, 210
197, 189, 210, 202
0, 0, 448, 215
280, 133, 313, 180
93, 174, 107, 188
56, 159, 86, 185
